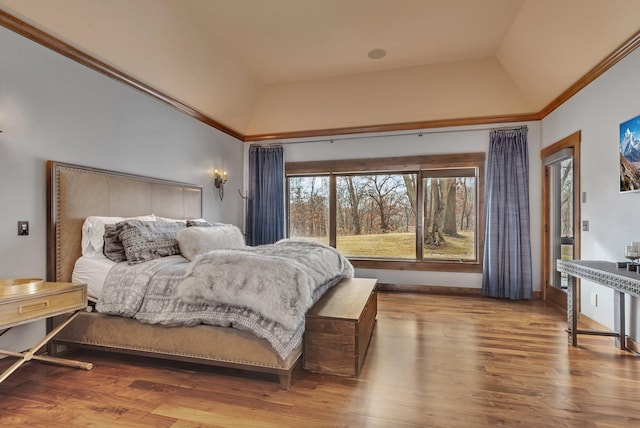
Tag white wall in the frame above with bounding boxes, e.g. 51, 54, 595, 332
0, 0, 261, 134
542, 47, 640, 339
0, 27, 244, 352
282, 122, 542, 290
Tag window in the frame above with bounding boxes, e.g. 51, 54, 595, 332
286, 153, 485, 272
423, 169, 476, 261
336, 173, 416, 259
287, 176, 329, 245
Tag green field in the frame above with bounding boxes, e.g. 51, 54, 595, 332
298, 230, 475, 260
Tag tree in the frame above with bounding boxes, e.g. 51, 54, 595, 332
425, 178, 448, 245
287, 176, 328, 238
403, 174, 417, 219
560, 160, 573, 237
443, 178, 458, 236
368, 176, 390, 232
366, 175, 407, 233
459, 178, 469, 230
346, 176, 362, 235
307, 177, 329, 237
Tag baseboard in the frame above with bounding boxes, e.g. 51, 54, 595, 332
627, 337, 640, 354
376, 283, 481, 295
376, 283, 541, 298
577, 313, 609, 331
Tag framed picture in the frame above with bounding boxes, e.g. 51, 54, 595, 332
619, 114, 640, 192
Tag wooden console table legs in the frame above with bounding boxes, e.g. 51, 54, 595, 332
0, 311, 93, 384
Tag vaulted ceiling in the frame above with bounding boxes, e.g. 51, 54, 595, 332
1, 0, 640, 140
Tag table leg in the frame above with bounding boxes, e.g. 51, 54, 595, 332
614, 290, 626, 350
0, 356, 28, 384
0, 310, 92, 384
567, 275, 577, 346
0, 349, 92, 370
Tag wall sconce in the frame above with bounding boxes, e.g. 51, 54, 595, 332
213, 169, 227, 200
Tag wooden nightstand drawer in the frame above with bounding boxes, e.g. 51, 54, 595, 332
0, 282, 87, 329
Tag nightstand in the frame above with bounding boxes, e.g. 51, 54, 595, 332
0, 279, 93, 383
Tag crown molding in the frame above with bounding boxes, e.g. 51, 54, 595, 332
0, 8, 244, 141
243, 112, 540, 142
538, 29, 640, 118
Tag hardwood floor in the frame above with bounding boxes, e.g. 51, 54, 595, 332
1, 292, 640, 427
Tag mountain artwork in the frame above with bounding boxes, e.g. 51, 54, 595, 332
619, 115, 640, 192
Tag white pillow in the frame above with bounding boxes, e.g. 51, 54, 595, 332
81, 214, 156, 258
155, 216, 187, 224
177, 225, 245, 261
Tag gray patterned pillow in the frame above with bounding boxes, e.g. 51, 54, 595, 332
103, 224, 126, 262
116, 220, 185, 264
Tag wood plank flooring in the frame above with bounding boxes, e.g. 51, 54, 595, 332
1, 292, 640, 427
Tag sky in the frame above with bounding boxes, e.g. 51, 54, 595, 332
619, 114, 640, 145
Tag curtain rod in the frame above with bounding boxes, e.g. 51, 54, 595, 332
492, 125, 528, 132
252, 125, 529, 146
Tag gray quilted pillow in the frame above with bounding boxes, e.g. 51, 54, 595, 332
116, 220, 185, 264
103, 224, 126, 262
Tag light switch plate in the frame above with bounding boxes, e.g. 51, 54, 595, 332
18, 221, 29, 236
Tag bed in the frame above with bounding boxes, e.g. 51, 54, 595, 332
46, 160, 351, 388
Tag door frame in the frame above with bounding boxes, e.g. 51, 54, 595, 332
541, 131, 581, 309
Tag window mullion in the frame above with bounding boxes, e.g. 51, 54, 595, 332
329, 173, 337, 248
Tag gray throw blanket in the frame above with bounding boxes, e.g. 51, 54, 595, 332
177, 239, 354, 329
95, 240, 353, 359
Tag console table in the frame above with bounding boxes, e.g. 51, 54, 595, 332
557, 260, 640, 350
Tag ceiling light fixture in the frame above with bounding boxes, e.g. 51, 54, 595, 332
367, 49, 386, 60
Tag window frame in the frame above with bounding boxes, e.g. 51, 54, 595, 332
286, 152, 485, 273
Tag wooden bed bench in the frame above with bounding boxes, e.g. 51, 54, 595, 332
304, 278, 377, 376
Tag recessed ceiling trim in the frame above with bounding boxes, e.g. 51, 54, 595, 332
246, 28, 640, 142
243, 112, 541, 142
0, 8, 243, 141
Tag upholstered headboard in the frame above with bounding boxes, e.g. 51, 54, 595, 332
46, 161, 202, 282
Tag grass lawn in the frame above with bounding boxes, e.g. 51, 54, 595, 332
298, 230, 475, 260
338, 232, 416, 258
424, 230, 475, 260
